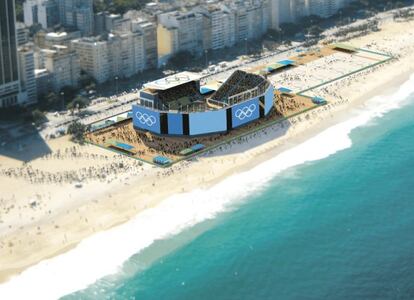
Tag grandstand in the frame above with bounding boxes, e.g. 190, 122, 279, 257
209, 70, 270, 106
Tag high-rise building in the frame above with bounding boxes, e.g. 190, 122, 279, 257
232, 0, 269, 40
23, 0, 39, 25
38, 45, 80, 92
233, 4, 249, 42
58, 0, 94, 36
131, 20, 158, 69
16, 22, 29, 46
23, 0, 59, 29
273, 0, 348, 25
71, 37, 110, 83
0, 0, 21, 108
34, 68, 52, 97
157, 11, 202, 64
18, 46, 37, 104
72, 32, 145, 84
209, 5, 236, 50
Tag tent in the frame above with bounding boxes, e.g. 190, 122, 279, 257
153, 156, 172, 166
191, 144, 205, 152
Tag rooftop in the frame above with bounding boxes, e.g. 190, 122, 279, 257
143, 71, 202, 91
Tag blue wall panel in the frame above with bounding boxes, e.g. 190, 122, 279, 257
132, 105, 161, 134
231, 98, 260, 128
189, 110, 227, 135
264, 85, 274, 115
167, 113, 183, 135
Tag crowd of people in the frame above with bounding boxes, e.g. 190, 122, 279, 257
0, 145, 144, 185
273, 51, 378, 92
275, 94, 309, 116
157, 82, 203, 109
87, 121, 227, 159
210, 70, 268, 103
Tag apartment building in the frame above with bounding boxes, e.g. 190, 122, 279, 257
209, 5, 236, 50
109, 32, 146, 78
16, 22, 29, 47
71, 37, 109, 84
44, 31, 81, 48
23, 0, 59, 29
271, 0, 349, 25
72, 32, 145, 84
39, 45, 80, 92
57, 0, 94, 36
157, 11, 202, 63
18, 46, 37, 105
130, 20, 158, 69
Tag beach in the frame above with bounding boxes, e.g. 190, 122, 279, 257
1, 14, 414, 289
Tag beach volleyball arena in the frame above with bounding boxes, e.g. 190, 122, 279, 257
85, 44, 391, 166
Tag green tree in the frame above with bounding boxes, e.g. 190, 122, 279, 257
38, 92, 61, 111
67, 121, 87, 143
67, 96, 90, 114
279, 22, 301, 37
307, 25, 323, 37
167, 51, 196, 69
15, 0, 24, 22
32, 109, 47, 126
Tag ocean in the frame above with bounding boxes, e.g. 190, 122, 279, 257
1, 74, 414, 300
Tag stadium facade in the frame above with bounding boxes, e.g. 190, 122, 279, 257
132, 70, 275, 136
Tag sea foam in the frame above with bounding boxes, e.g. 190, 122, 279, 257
1, 74, 414, 300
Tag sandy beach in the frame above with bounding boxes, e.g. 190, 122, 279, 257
1, 15, 414, 285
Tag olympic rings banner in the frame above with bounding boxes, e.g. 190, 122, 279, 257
132, 105, 161, 134
231, 97, 260, 128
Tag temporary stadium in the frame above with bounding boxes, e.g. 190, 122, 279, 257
132, 70, 274, 136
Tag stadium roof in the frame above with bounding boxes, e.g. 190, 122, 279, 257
143, 71, 202, 91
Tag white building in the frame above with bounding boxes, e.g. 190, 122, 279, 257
231, 0, 270, 40
44, 31, 81, 48
34, 68, 51, 96
233, 4, 249, 42
72, 32, 145, 84
23, 0, 58, 29
269, 0, 281, 27
71, 37, 109, 84
130, 19, 158, 69
273, 0, 349, 25
157, 11, 202, 63
109, 32, 146, 79
16, 22, 29, 46
210, 5, 236, 50
245, 0, 269, 39
39, 45, 80, 92
18, 46, 37, 105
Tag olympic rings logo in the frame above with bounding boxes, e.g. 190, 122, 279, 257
135, 111, 156, 127
235, 104, 256, 120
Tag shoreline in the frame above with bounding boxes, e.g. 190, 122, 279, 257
1, 17, 414, 288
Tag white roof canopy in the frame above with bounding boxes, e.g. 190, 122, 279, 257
143, 71, 201, 91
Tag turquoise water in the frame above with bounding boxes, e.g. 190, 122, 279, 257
63, 93, 414, 300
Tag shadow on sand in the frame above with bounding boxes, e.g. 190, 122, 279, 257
0, 126, 52, 162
